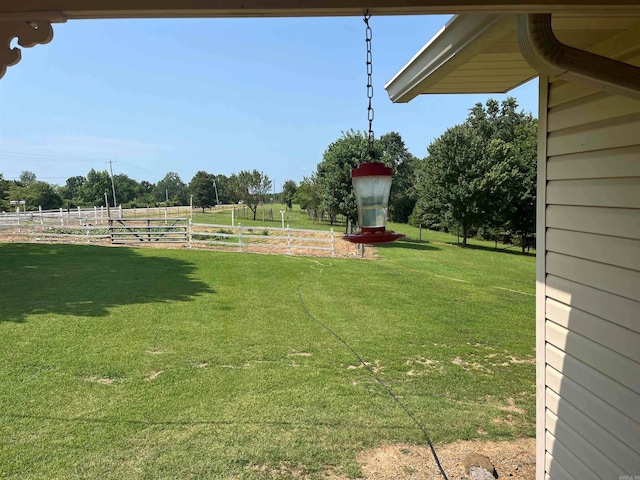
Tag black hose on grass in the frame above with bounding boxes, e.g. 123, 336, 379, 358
296, 286, 449, 480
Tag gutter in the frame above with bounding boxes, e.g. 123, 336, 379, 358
517, 13, 640, 100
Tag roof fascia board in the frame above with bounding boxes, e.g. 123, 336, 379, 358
385, 14, 515, 103
4, 1, 640, 19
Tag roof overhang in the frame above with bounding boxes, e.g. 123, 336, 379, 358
3, 1, 640, 19
385, 13, 640, 102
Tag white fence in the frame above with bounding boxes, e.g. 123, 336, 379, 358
0, 214, 335, 257
190, 221, 335, 256
0, 206, 120, 230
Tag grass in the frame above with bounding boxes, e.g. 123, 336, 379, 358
0, 231, 535, 479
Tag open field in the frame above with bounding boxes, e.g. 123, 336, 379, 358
0, 233, 535, 479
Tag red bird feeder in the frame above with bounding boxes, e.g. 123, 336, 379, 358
344, 162, 405, 244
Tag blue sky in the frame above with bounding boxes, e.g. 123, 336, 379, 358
0, 15, 538, 189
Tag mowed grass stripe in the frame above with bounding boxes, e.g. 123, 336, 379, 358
0, 237, 534, 479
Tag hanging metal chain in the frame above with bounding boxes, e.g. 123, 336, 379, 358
364, 11, 375, 160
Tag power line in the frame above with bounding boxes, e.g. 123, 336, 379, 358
296, 286, 449, 480
0, 150, 101, 163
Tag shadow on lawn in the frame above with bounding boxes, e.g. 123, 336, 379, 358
450, 242, 535, 257
376, 238, 440, 251
0, 243, 214, 323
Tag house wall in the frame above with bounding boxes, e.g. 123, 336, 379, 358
539, 51, 640, 478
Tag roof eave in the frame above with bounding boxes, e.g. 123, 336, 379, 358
384, 13, 516, 103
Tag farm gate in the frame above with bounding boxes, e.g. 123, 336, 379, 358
109, 218, 188, 244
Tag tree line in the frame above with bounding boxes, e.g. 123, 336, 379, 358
293, 98, 537, 251
0, 169, 273, 221
0, 98, 536, 250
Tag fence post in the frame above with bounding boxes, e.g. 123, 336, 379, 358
60, 208, 64, 226
39, 206, 44, 226
330, 228, 335, 257
188, 218, 192, 248
238, 223, 242, 250
287, 224, 291, 254
119, 205, 123, 218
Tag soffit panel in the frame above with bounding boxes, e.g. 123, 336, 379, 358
386, 14, 640, 100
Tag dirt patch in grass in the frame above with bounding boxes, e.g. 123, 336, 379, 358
86, 376, 115, 385
249, 439, 534, 479
145, 370, 163, 381
499, 398, 526, 415
146, 347, 171, 355
354, 438, 535, 480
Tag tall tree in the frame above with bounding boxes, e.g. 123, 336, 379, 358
281, 179, 297, 210
189, 171, 216, 213
379, 132, 419, 223
61, 176, 85, 206
113, 174, 140, 205
421, 124, 491, 245
0, 174, 10, 211
78, 169, 112, 206
234, 170, 272, 220
293, 175, 322, 214
24, 181, 63, 210
155, 172, 188, 205
19, 171, 37, 184
316, 130, 374, 228
413, 97, 537, 248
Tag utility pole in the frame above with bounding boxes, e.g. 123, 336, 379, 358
106, 160, 118, 207
213, 180, 219, 206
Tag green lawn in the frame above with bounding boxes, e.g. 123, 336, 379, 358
0, 233, 535, 479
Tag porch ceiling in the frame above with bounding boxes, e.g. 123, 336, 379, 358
385, 14, 640, 102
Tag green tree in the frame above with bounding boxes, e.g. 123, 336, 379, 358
61, 176, 85, 206
233, 170, 272, 220
292, 175, 322, 214
155, 172, 188, 206
189, 171, 216, 213
213, 175, 232, 205
0, 174, 10, 211
413, 97, 537, 248
134, 180, 156, 207
78, 169, 111, 206
421, 124, 491, 245
281, 179, 297, 210
24, 181, 63, 210
379, 132, 419, 223
113, 174, 140, 206
19, 171, 37, 184
466, 98, 538, 250
316, 130, 374, 228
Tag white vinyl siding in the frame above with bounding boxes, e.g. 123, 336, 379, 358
541, 53, 640, 479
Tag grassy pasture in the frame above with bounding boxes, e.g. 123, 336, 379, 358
0, 232, 535, 479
